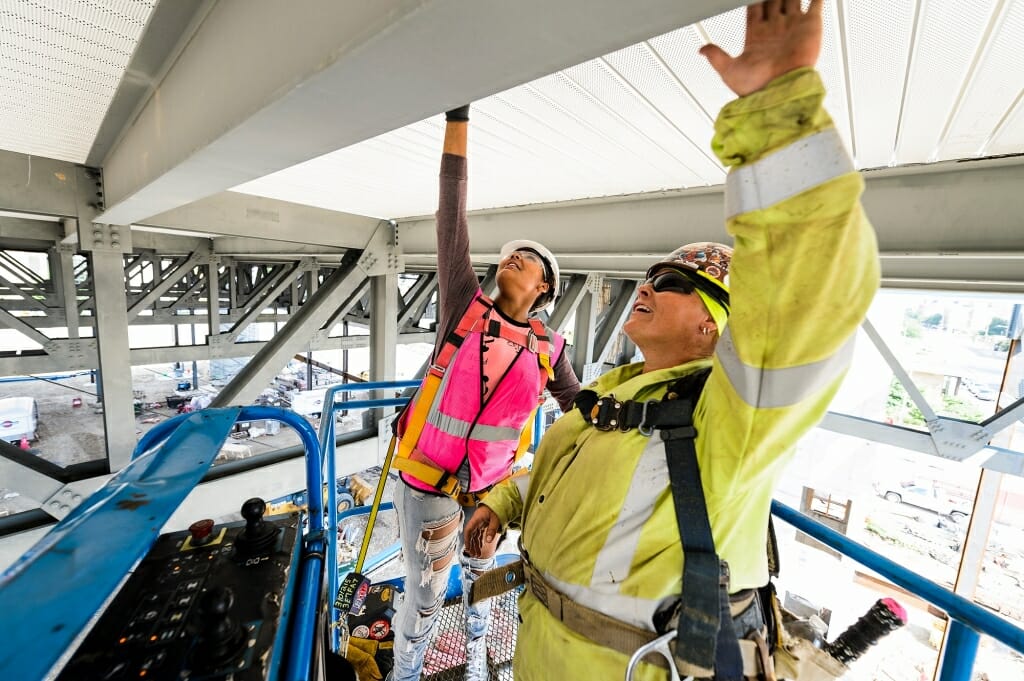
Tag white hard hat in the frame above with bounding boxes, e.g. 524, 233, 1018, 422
499, 239, 560, 311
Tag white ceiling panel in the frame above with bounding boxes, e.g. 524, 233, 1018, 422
986, 94, 1024, 156
896, 0, 997, 163
0, 1, 1020, 222
843, 0, 915, 168
0, 0, 156, 163
812, 0, 855, 154
939, 0, 1024, 159
236, 3, 881, 219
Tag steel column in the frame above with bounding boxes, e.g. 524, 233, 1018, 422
572, 283, 600, 380
57, 240, 79, 339
592, 280, 638, 368
369, 272, 399, 421
89, 245, 137, 471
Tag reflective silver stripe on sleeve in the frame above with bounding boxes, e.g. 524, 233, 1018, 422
715, 326, 856, 409
725, 128, 854, 219
585, 435, 668, 630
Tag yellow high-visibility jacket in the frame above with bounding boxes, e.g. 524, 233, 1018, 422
482, 68, 880, 681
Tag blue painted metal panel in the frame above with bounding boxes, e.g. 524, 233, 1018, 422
0, 408, 241, 681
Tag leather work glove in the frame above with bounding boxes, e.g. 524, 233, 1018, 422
445, 104, 470, 122
345, 636, 394, 681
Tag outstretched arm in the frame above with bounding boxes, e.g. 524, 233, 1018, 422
700, 0, 823, 96
434, 106, 482, 347
695, 1, 879, 582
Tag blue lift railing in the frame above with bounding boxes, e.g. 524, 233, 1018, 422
772, 500, 1024, 681
314, 379, 417, 652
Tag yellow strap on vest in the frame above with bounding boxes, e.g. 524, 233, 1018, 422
514, 408, 535, 463
355, 435, 397, 573
528, 317, 555, 381
391, 456, 489, 506
391, 455, 460, 496
395, 365, 443, 462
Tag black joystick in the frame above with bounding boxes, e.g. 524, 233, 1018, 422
192, 586, 247, 668
235, 497, 279, 555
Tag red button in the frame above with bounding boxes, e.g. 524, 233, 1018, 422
188, 519, 215, 543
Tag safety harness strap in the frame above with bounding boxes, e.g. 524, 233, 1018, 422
662, 418, 743, 680
573, 391, 694, 433
528, 317, 555, 381
573, 369, 746, 679
391, 455, 493, 506
657, 369, 744, 680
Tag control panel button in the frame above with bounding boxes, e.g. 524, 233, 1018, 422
188, 519, 215, 545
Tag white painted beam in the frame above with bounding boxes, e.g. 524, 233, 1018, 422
397, 158, 1024, 285
96, 0, 746, 225
0, 150, 85, 218
139, 191, 379, 248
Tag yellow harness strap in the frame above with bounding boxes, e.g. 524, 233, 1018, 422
394, 363, 443, 463
392, 454, 460, 496
355, 435, 396, 573
528, 317, 555, 381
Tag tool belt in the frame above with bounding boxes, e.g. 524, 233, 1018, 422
470, 557, 769, 677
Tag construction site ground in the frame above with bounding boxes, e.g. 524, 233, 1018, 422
0, 362, 368, 516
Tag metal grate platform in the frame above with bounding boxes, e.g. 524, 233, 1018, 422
421, 590, 521, 681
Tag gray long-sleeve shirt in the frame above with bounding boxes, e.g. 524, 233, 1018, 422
433, 153, 579, 414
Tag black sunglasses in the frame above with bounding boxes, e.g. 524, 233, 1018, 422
644, 270, 697, 295
643, 267, 731, 311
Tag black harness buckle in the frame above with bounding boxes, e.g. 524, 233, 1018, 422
589, 397, 623, 431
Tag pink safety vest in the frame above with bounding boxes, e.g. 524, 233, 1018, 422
396, 293, 564, 495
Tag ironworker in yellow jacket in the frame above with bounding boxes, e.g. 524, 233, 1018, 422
464, 2, 880, 679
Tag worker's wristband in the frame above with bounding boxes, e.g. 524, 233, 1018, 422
445, 104, 470, 122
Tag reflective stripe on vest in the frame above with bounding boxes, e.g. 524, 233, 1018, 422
556, 433, 667, 631
725, 128, 854, 218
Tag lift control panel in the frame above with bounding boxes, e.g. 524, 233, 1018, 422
57, 498, 301, 681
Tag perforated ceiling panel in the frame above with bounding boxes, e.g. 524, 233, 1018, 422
233, 1, 1023, 221
0, 0, 156, 163
938, 0, 1024, 159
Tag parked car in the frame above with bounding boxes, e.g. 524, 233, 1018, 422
973, 384, 997, 401
875, 479, 971, 519
0, 396, 39, 444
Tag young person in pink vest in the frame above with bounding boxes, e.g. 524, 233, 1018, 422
387, 103, 580, 681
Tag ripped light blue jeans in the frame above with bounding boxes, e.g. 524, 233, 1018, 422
390, 480, 495, 681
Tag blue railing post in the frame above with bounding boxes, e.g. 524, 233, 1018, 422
937, 620, 981, 681
315, 380, 416, 653
533, 405, 543, 451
